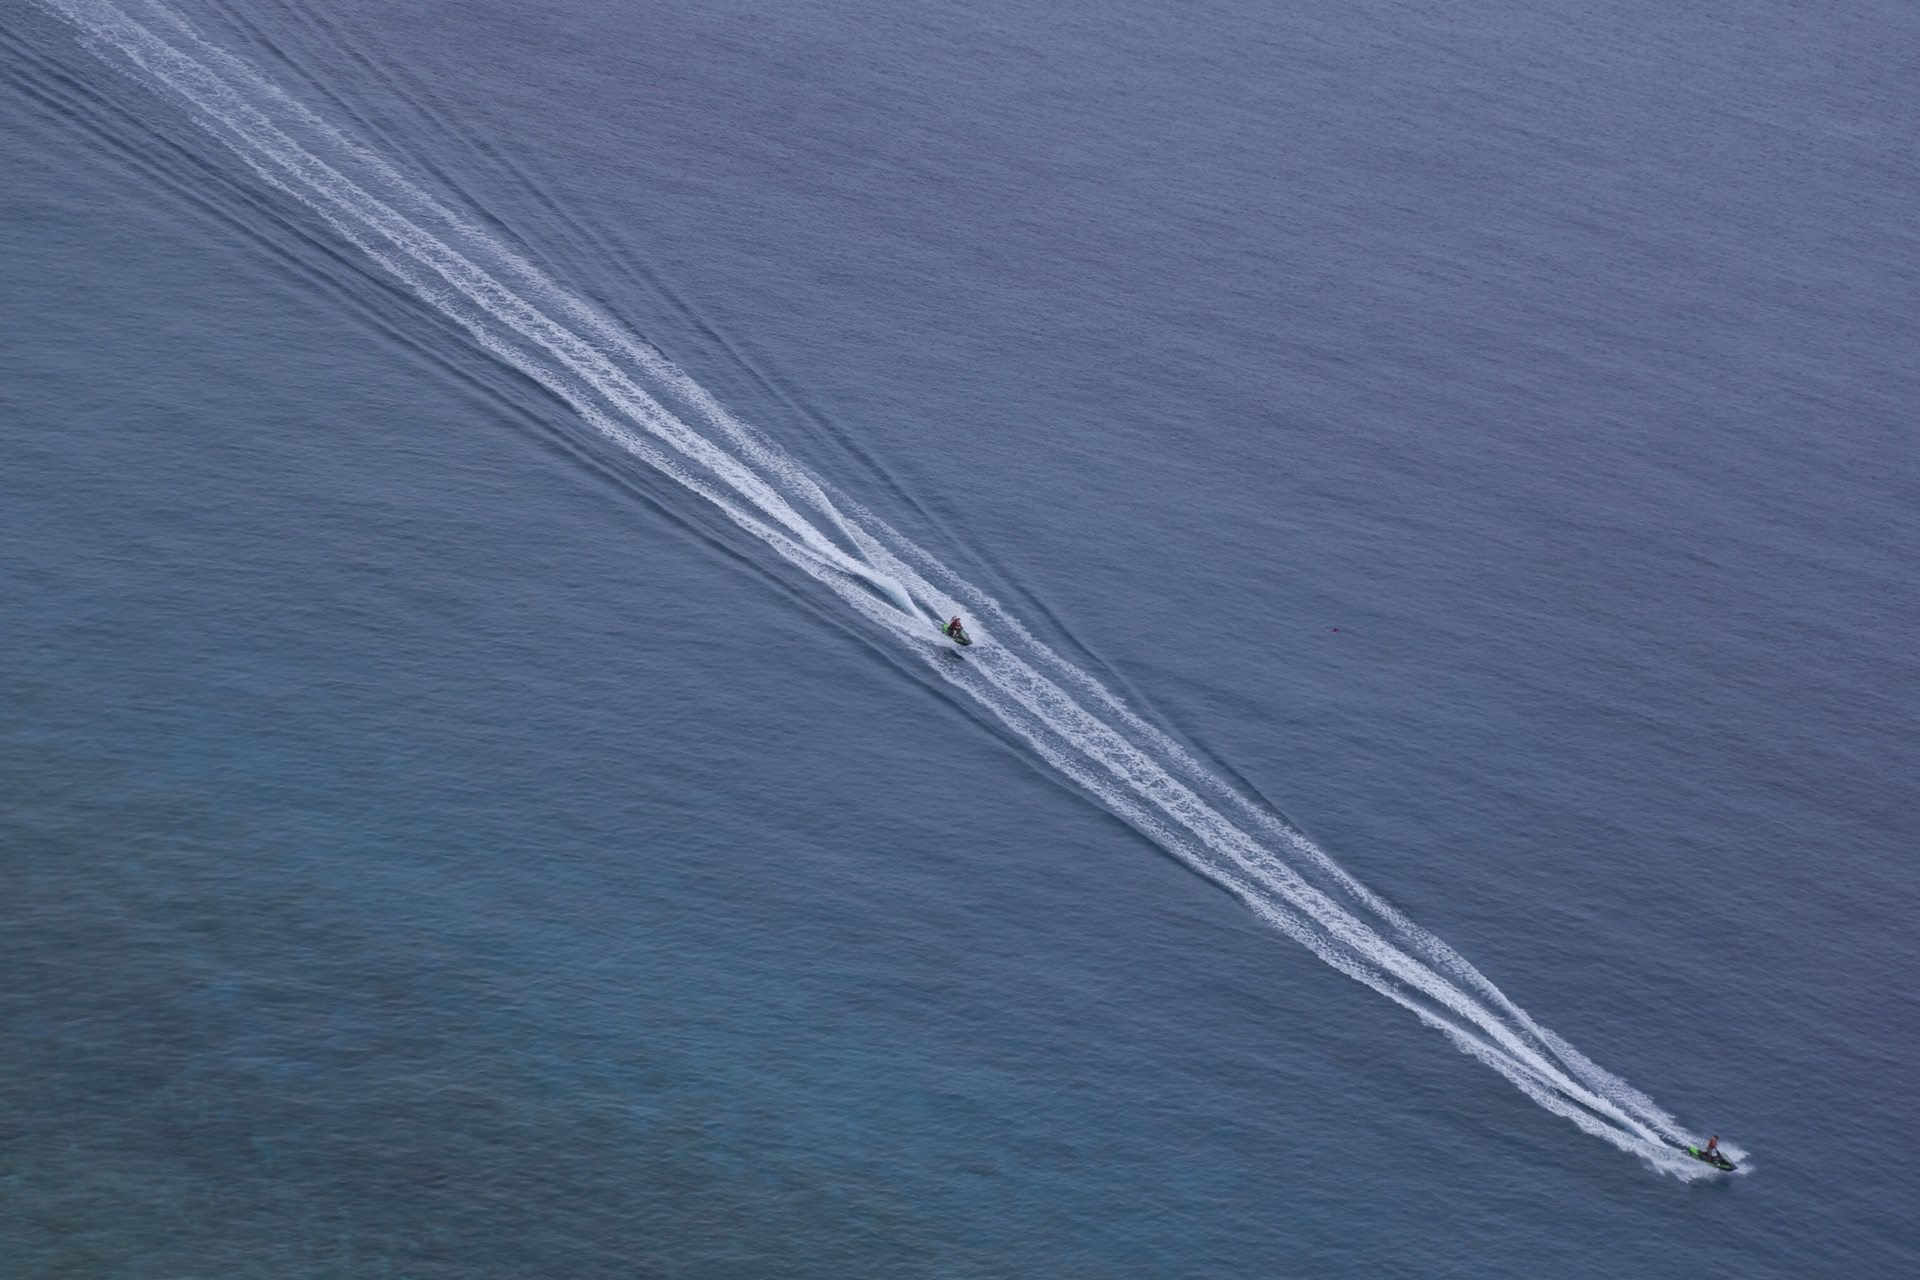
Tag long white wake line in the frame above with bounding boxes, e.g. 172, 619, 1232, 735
42, 0, 1733, 1178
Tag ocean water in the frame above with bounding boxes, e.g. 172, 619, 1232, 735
3, 0, 1916, 1275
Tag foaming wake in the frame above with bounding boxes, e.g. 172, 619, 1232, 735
41, 0, 1729, 1177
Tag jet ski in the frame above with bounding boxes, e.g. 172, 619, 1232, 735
940, 616, 973, 647
1683, 1141, 1736, 1172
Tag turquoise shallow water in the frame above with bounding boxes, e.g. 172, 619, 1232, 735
4, 0, 1918, 1275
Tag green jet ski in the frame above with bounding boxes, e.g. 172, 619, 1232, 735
1683, 1139, 1736, 1172
940, 616, 973, 647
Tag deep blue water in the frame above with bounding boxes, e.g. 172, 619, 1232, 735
4, 0, 1917, 1275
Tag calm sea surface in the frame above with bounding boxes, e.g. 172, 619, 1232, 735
4, 1, 1917, 1275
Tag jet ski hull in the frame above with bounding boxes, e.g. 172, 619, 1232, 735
1684, 1146, 1736, 1171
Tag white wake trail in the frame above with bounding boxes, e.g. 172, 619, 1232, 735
41, 0, 1719, 1178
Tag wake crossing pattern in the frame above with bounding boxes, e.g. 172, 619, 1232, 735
41, 0, 1730, 1178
